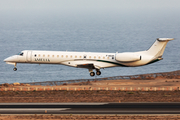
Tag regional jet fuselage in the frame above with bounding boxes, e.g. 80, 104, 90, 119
4, 38, 174, 76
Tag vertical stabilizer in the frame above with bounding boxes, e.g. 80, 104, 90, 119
147, 38, 174, 58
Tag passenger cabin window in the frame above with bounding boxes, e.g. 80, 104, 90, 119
43, 55, 45, 57
57, 55, 59, 57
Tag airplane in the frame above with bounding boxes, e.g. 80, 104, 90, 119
4, 38, 174, 77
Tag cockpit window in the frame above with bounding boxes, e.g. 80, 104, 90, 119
17, 52, 23, 56
20, 53, 23, 56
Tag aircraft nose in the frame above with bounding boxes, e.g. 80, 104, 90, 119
4, 56, 17, 62
4, 57, 12, 62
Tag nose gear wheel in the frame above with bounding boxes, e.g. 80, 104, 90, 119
13, 67, 17, 71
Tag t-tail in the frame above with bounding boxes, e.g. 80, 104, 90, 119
147, 38, 174, 59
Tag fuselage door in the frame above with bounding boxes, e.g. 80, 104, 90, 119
83, 55, 87, 60
26, 51, 32, 62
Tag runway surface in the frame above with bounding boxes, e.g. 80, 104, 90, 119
0, 103, 180, 114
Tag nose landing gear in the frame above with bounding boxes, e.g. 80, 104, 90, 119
13, 67, 17, 71
13, 63, 17, 71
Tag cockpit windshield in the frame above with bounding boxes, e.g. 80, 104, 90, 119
17, 52, 24, 56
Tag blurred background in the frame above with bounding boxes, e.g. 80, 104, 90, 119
0, 0, 179, 83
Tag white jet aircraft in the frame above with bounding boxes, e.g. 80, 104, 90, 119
4, 38, 174, 76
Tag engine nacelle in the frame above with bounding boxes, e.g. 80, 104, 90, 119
115, 53, 141, 62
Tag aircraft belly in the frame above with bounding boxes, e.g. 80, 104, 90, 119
5, 62, 16, 65
61, 60, 117, 68
119, 58, 154, 67
95, 62, 117, 68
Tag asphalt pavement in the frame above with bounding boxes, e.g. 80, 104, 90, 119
0, 103, 180, 114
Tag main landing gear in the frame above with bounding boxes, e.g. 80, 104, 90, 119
90, 72, 95, 76
89, 69, 101, 77
96, 70, 101, 76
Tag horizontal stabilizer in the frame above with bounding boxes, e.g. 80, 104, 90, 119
157, 38, 174, 41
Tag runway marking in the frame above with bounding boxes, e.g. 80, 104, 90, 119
0, 108, 70, 111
